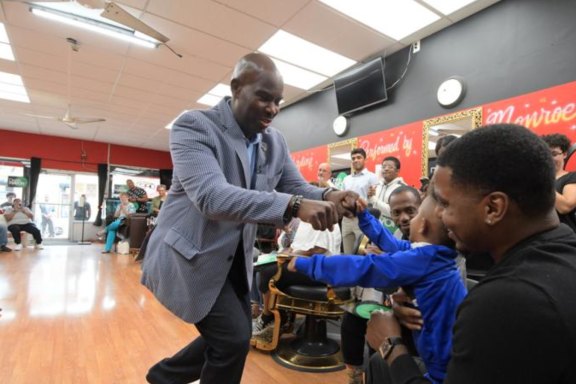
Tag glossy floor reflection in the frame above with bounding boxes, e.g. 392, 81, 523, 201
0, 245, 345, 384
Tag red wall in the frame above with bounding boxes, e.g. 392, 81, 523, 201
0, 129, 172, 173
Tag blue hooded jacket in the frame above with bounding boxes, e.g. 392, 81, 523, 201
295, 210, 467, 383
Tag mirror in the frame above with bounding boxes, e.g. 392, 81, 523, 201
327, 138, 358, 189
422, 108, 483, 177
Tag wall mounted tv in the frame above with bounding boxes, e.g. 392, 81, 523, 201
334, 57, 387, 116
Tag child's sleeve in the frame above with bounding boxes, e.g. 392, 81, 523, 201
295, 248, 433, 288
358, 210, 411, 252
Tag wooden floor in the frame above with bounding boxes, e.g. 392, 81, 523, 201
0, 244, 345, 384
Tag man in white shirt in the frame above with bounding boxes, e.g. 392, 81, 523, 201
368, 156, 406, 231
342, 148, 379, 254
4, 198, 44, 250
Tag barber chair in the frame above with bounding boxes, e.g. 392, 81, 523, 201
251, 254, 353, 372
117, 213, 149, 254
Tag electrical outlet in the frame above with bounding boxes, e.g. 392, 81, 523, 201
412, 40, 421, 54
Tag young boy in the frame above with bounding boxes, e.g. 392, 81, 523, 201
288, 186, 467, 384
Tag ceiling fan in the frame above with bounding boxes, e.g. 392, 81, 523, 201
24, 104, 106, 129
5, 0, 169, 44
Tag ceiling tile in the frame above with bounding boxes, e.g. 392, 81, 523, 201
116, 73, 162, 93
20, 64, 67, 84
72, 61, 120, 83
24, 78, 68, 97
283, 2, 397, 61
150, 94, 190, 109
157, 84, 202, 102
164, 72, 215, 94
14, 47, 68, 73
122, 57, 169, 82
128, 45, 231, 82
399, 18, 452, 45
147, 0, 277, 49
113, 85, 152, 102
216, 0, 311, 27
140, 12, 252, 67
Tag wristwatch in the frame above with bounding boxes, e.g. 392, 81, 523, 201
379, 337, 405, 360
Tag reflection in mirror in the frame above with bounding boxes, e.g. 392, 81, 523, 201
327, 138, 358, 189
423, 108, 483, 177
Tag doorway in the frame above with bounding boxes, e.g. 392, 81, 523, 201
35, 172, 73, 241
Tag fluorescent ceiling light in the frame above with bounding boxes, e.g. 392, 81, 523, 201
318, 0, 440, 41
197, 94, 223, 107
271, 58, 327, 90
421, 0, 479, 15
207, 84, 231, 98
30, 6, 158, 49
0, 71, 24, 86
165, 110, 188, 129
0, 71, 30, 103
0, 43, 15, 61
0, 23, 10, 44
259, 30, 356, 77
0, 91, 30, 103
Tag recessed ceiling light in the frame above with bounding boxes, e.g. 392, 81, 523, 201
197, 94, 223, 107
207, 84, 231, 98
318, 0, 440, 41
421, 0, 479, 15
0, 43, 15, 61
165, 110, 188, 129
271, 58, 327, 90
0, 83, 27, 95
259, 30, 356, 77
0, 23, 10, 44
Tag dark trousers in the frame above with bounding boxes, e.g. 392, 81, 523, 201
147, 242, 252, 384
8, 223, 42, 245
341, 312, 375, 366
366, 353, 427, 384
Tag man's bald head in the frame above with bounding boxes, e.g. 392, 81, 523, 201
232, 53, 280, 81
230, 53, 284, 139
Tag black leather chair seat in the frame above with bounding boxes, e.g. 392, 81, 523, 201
284, 285, 351, 301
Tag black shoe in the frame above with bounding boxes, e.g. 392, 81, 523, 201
101, 250, 110, 254
0, 245, 11, 252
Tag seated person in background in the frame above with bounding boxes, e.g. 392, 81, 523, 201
73, 195, 91, 221
0, 210, 12, 252
252, 210, 342, 336
344, 185, 422, 384
1, 192, 16, 208
98, 192, 135, 254
151, 185, 167, 217
542, 133, 576, 232
4, 198, 44, 251
288, 185, 467, 384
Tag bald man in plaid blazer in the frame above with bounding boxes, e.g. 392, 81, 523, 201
142, 54, 357, 384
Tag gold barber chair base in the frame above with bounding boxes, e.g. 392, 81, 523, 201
272, 335, 345, 373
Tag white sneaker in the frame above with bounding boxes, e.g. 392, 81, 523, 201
14, 244, 22, 251
35, 244, 44, 250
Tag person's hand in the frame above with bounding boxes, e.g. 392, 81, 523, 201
367, 185, 376, 198
324, 190, 360, 218
391, 288, 423, 331
296, 199, 338, 231
287, 256, 298, 272
356, 198, 368, 214
366, 310, 402, 351
364, 244, 383, 255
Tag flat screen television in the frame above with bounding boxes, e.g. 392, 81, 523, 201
334, 57, 387, 116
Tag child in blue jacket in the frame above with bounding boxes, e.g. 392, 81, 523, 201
288, 190, 467, 384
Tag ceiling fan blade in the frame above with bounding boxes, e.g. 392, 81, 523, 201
74, 118, 106, 124
66, 122, 80, 130
101, 2, 169, 44
22, 113, 59, 120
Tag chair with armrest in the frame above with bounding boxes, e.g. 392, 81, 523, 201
251, 253, 353, 372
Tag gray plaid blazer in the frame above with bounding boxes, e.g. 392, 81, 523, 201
141, 98, 323, 324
